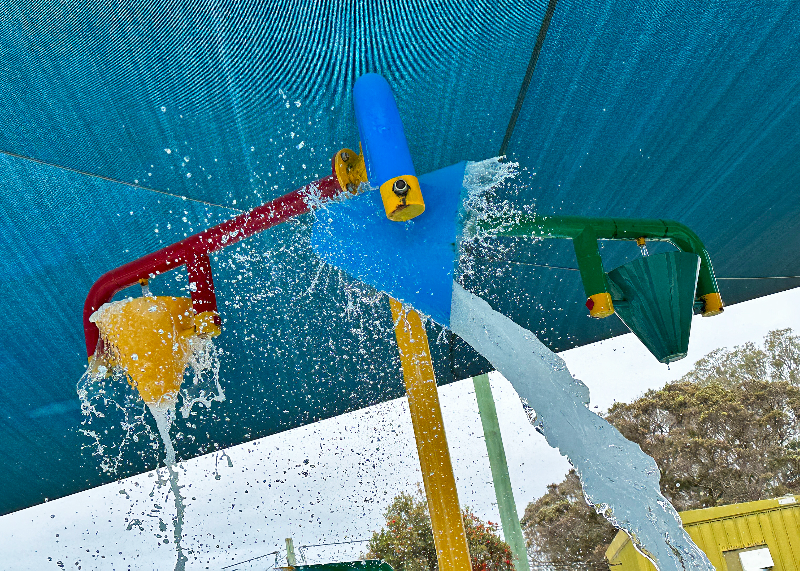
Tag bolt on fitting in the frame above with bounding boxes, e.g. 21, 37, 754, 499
392, 178, 409, 197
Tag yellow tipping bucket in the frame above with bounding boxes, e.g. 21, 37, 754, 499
92, 296, 196, 406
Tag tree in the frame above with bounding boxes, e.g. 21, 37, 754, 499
367, 489, 514, 571
521, 329, 800, 568
678, 328, 800, 388
521, 470, 615, 570
606, 378, 800, 510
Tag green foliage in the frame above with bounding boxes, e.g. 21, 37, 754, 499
366, 489, 514, 571
521, 470, 615, 570
462, 510, 515, 571
367, 491, 437, 571
678, 328, 800, 388
521, 328, 800, 568
607, 378, 800, 510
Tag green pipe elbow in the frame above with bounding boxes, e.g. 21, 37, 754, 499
659, 220, 722, 316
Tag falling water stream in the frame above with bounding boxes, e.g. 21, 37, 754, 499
78, 323, 224, 571
449, 284, 713, 570
453, 159, 714, 571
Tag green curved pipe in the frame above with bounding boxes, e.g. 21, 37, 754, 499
479, 214, 722, 312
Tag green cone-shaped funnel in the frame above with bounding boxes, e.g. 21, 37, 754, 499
607, 251, 700, 364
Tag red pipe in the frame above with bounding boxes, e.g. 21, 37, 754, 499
84, 174, 343, 357
187, 253, 218, 318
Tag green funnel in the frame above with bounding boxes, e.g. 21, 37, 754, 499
607, 251, 700, 364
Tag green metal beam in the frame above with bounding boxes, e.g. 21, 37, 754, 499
473, 374, 530, 571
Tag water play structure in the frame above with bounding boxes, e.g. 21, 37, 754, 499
2, 2, 800, 570
81, 73, 725, 569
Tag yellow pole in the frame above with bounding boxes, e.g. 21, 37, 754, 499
389, 298, 472, 571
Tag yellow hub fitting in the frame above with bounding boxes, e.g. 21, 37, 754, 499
92, 296, 196, 405
380, 175, 425, 221
194, 310, 222, 338
586, 292, 615, 318
700, 292, 724, 317
334, 148, 368, 194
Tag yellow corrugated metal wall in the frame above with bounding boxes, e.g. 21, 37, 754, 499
606, 495, 800, 570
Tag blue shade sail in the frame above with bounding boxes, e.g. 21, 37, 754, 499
0, 0, 798, 515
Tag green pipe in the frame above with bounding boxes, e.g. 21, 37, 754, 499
479, 214, 723, 316
473, 374, 530, 571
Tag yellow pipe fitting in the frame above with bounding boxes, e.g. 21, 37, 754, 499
380, 175, 425, 222
389, 298, 472, 571
194, 310, 222, 338
586, 292, 615, 318
700, 292, 724, 317
93, 296, 195, 405
334, 148, 368, 194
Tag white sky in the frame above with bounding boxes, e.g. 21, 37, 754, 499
2, 288, 799, 571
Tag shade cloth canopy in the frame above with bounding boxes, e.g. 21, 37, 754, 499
0, 0, 798, 515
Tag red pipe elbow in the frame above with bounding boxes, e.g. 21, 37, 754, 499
84, 174, 343, 358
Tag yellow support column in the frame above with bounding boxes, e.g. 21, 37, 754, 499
390, 298, 472, 571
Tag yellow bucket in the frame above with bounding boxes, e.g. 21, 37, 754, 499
92, 296, 196, 405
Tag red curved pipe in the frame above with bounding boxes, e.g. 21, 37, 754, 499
84, 174, 343, 357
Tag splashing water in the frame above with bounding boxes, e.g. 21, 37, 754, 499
180, 336, 226, 419
78, 317, 224, 571
450, 283, 713, 570
78, 334, 224, 471
457, 158, 532, 287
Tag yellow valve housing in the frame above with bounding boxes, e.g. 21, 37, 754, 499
380, 175, 425, 222
586, 292, 615, 318
93, 296, 196, 405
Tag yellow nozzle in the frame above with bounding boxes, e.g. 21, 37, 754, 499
92, 296, 195, 405
380, 175, 425, 221
586, 292, 615, 318
700, 292, 724, 317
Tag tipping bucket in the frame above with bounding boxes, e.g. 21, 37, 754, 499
91, 296, 195, 405
607, 251, 700, 364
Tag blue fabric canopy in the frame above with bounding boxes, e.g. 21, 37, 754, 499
0, 0, 798, 515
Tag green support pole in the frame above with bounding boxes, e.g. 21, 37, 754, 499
286, 537, 297, 566
473, 374, 530, 571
